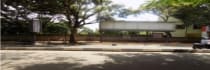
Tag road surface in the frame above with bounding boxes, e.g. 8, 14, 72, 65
1, 50, 210, 70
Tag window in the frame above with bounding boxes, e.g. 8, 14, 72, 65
193, 25, 201, 29
176, 25, 185, 29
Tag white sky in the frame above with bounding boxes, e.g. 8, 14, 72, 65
85, 0, 159, 30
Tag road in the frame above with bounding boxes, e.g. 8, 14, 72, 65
1, 50, 210, 70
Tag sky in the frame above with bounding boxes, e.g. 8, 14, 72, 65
85, 0, 159, 30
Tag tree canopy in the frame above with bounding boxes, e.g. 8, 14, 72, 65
1, 0, 129, 44
140, 0, 210, 26
1, 0, 32, 35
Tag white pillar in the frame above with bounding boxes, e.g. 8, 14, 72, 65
33, 19, 41, 33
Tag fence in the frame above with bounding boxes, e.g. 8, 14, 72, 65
2, 34, 200, 43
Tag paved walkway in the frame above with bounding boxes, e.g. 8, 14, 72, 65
2, 42, 193, 49
1, 42, 210, 53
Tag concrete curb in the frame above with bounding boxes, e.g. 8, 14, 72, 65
1, 47, 210, 53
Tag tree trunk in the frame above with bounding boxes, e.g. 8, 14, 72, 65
69, 28, 77, 44
185, 26, 188, 39
165, 32, 172, 38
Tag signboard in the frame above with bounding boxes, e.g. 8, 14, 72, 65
33, 19, 41, 33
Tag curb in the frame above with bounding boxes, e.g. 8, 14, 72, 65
1, 47, 210, 53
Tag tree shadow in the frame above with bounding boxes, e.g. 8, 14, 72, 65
95, 53, 210, 70
17, 53, 210, 70
16, 62, 81, 70
1, 41, 93, 47
159, 42, 192, 47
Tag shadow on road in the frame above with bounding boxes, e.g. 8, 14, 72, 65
16, 53, 210, 70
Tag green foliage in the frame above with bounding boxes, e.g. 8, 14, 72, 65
43, 23, 69, 34
1, 21, 31, 35
141, 0, 210, 25
171, 0, 210, 26
103, 31, 131, 36
78, 27, 100, 35
140, 0, 178, 22
172, 5, 210, 26
78, 27, 94, 35
1, 0, 130, 43
26, 0, 124, 43
1, 0, 32, 35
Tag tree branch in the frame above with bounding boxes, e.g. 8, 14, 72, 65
78, 7, 105, 24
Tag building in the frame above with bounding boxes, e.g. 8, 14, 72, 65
163, 17, 201, 38
100, 17, 201, 38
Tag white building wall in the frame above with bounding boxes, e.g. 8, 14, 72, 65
100, 17, 201, 38
101, 21, 176, 31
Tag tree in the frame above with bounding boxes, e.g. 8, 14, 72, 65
172, 4, 210, 26
26, 0, 125, 44
1, 0, 128, 44
141, 0, 210, 25
140, 0, 177, 37
1, 0, 33, 35
140, 0, 210, 37
140, 0, 176, 22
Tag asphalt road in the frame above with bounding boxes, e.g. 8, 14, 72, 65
1, 50, 210, 70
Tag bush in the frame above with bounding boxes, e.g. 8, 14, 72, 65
1, 21, 31, 35
43, 23, 69, 34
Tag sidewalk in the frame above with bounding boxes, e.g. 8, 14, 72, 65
1, 42, 210, 53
